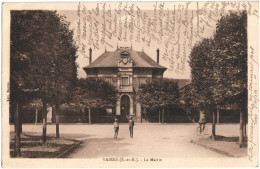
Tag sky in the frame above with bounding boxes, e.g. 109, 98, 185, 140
57, 2, 226, 79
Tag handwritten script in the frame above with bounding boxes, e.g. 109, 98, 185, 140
248, 46, 258, 162
75, 2, 258, 77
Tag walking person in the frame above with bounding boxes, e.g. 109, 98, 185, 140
114, 118, 119, 139
129, 116, 134, 138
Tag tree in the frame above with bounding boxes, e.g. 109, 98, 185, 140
10, 36, 33, 156
213, 11, 247, 147
188, 11, 247, 144
138, 78, 179, 123
71, 78, 117, 124
11, 11, 78, 143
189, 38, 218, 139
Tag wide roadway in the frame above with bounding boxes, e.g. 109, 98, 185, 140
10, 123, 240, 158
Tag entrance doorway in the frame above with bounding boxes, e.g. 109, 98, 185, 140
120, 95, 130, 122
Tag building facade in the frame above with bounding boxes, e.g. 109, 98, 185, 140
83, 47, 167, 122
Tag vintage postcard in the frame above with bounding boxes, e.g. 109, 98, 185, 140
2, 1, 259, 168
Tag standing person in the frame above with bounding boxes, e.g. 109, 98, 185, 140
198, 110, 206, 133
129, 116, 134, 138
114, 118, 119, 139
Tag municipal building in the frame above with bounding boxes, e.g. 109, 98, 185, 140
83, 46, 167, 122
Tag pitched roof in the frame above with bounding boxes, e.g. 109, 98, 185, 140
176, 79, 191, 89
84, 48, 167, 69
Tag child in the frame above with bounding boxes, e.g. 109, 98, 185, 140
114, 118, 119, 139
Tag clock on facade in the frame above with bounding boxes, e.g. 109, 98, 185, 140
123, 58, 128, 64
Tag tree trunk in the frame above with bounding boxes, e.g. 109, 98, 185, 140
19, 104, 22, 133
158, 109, 161, 123
243, 119, 246, 141
35, 109, 38, 125
52, 105, 56, 123
42, 101, 47, 144
14, 101, 21, 157
239, 108, 244, 148
55, 104, 59, 138
212, 110, 216, 140
162, 108, 165, 124
217, 109, 220, 123
88, 108, 91, 124
243, 111, 246, 141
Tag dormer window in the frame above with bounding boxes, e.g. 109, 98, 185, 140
120, 51, 130, 58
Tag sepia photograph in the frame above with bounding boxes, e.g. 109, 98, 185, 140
2, 1, 259, 168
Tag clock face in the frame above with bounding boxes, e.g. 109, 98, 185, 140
123, 58, 128, 64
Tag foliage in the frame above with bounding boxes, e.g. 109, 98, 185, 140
71, 78, 117, 109
188, 11, 247, 110
10, 10, 78, 105
179, 84, 198, 116
212, 11, 247, 107
138, 78, 179, 109
189, 38, 215, 108
23, 99, 43, 110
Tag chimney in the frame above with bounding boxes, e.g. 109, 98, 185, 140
89, 48, 92, 65
156, 48, 160, 64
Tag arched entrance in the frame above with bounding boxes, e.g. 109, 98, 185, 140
120, 95, 130, 122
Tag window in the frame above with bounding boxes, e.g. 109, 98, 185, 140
138, 77, 146, 85
104, 77, 113, 84
122, 77, 129, 86
106, 109, 113, 115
